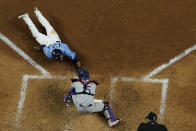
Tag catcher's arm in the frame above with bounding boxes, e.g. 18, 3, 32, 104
64, 87, 75, 106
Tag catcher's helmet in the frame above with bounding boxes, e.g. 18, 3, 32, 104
52, 49, 62, 60
78, 68, 90, 81
145, 112, 157, 121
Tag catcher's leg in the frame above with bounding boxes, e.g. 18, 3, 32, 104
102, 102, 120, 127
34, 7, 61, 42
18, 13, 51, 46
90, 101, 120, 127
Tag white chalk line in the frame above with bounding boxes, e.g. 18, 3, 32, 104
15, 75, 67, 128
109, 44, 196, 124
144, 44, 196, 79
0, 33, 50, 75
0, 33, 69, 129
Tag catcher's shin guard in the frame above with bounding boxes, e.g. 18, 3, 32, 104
103, 102, 120, 127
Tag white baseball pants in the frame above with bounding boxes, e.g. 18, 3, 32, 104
21, 10, 61, 47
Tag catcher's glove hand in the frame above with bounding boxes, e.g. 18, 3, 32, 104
64, 95, 73, 107
65, 99, 73, 107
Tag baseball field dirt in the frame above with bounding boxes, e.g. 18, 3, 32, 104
0, 0, 196, 131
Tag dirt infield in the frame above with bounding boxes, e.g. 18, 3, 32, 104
0, 0, 196, 130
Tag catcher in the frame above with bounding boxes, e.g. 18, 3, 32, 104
18, 7, 81, 68
64, 68, 120, 127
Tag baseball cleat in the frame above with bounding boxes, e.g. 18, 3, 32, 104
34, 7, 39, 13
108, 119, 120, 127
18, 13, 28, 19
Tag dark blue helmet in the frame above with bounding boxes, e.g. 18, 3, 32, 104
52, 49, 62, 60
78, 67, 90, 81
145, 112, 157, 121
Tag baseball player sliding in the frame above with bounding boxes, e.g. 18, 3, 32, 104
18, 7, 81, 68
64, 68, 120, 127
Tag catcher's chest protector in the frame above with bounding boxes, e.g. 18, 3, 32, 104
72, 80, 97, 95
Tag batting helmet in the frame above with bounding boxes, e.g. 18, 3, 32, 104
145, 112, 157, 121
52, 49, 63, 60
78, 67, 90, 81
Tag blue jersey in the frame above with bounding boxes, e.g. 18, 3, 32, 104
42, 42, 76, 60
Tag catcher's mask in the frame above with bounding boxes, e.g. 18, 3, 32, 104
78, 68, 90, 81
52, 49, 63, 61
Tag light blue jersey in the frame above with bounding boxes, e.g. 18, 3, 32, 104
43, 42, 76, 60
